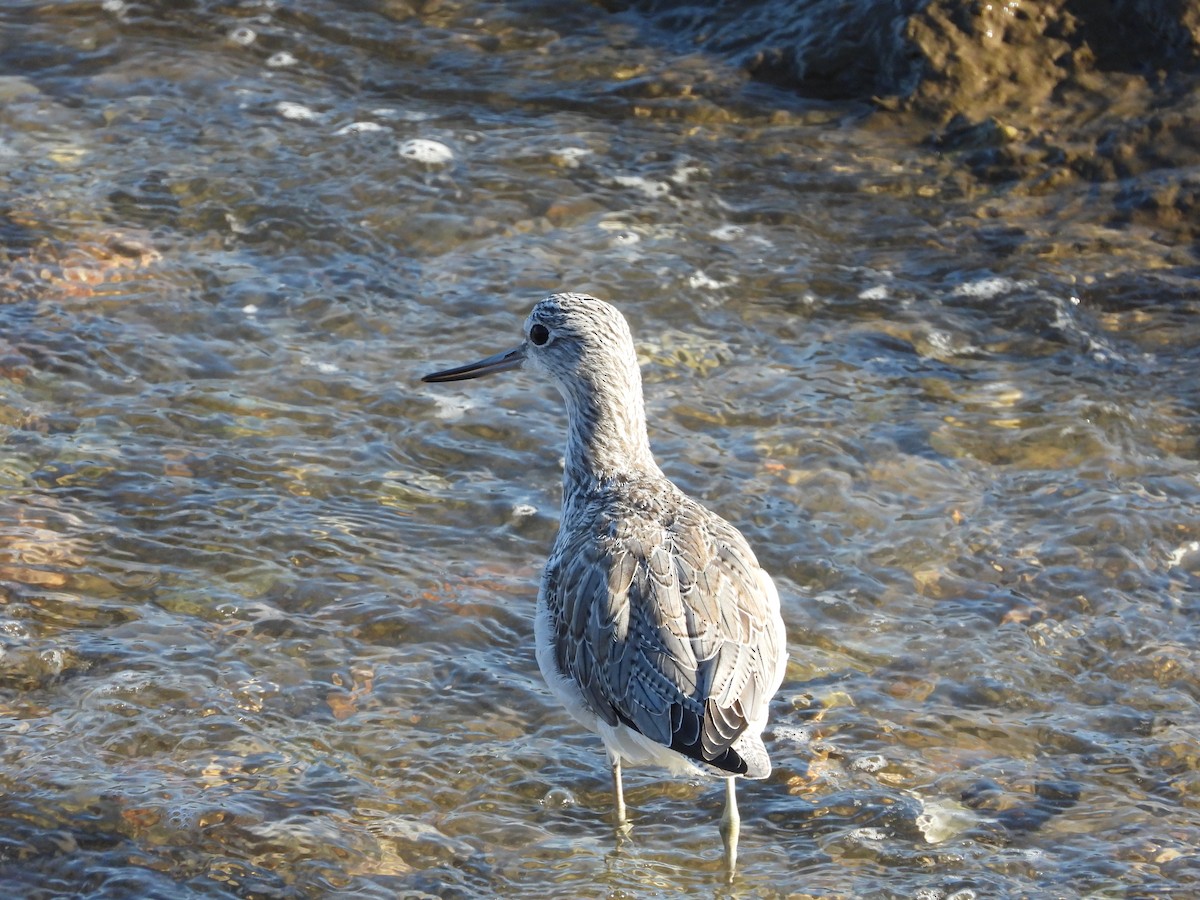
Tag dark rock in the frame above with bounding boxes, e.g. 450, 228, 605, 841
598, 0, 928, 100
606, 0, 1200, 252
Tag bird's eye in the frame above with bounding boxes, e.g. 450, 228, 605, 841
529, 323, 550, 346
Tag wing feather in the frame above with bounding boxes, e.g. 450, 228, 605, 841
544, 484, 785, 775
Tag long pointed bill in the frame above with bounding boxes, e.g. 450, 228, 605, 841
421, 344, 526, 383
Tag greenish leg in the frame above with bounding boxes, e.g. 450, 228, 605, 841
720, 776, 740, 877
610, 752, 631, 833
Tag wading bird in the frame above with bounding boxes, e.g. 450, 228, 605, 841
422, 293, 787, 873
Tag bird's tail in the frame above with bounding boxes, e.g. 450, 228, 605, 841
730, 732, 772, 780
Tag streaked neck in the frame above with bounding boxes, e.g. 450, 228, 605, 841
560, 372, 660, 495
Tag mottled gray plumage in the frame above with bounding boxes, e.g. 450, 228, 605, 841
544, 473, 782, 778
423, 293, 787, 866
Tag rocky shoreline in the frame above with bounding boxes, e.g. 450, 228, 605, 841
603, 0, 1200, 255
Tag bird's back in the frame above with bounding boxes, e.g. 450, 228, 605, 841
538, 473, 787, 778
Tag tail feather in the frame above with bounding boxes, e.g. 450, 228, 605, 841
730, 732, 771, 780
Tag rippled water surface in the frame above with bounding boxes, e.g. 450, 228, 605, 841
2, 2, 1198, 897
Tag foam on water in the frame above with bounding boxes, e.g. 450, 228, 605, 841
276, 101, 320, 122
915, 797, 978, 844
399, 138, 454, 165
266, 51, 298, 68
553, 147, 593, 168
687, 269, 737, 290
335, 121, 388, 135
229, 26, 257, 46
612, 174, 672, 198
952, 276, 1026, 299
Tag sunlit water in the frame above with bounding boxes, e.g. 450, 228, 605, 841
1, 2, 1198, 898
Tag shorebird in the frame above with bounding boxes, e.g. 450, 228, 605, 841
422, 293, 787, 872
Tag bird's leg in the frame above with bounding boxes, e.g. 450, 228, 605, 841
609, 751, 631, 835
720, 776, 740, 878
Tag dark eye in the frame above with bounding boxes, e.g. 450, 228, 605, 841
529, 323, 550, 346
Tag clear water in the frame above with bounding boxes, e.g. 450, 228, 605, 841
1, 2, 1197, 897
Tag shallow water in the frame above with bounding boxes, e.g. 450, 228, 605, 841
1, 1, 1198, 898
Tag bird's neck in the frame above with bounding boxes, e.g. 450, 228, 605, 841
561, 377, 661, 496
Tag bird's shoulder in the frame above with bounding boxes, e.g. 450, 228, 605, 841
551, 475, 773, 627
